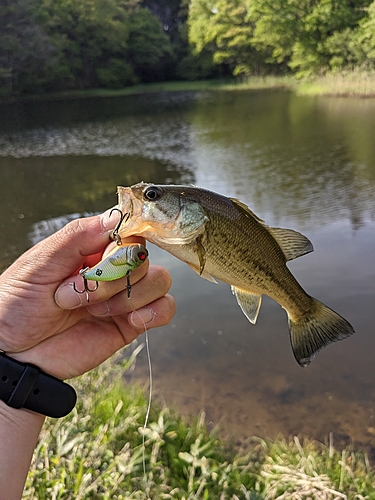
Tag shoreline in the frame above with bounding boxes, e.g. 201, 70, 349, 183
24, 358, 375, 498
2, 70, 375, 105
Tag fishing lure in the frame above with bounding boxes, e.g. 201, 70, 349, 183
74, 243, 148, 301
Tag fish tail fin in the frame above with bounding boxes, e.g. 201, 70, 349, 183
288, 298, 354, 367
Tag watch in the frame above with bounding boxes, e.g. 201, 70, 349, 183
0, 351, 77, 418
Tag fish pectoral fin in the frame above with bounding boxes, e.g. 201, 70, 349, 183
194, 235, 206, 274
267, 227, 314, 262
187, 263, 217, 283
231, 286, 262, 324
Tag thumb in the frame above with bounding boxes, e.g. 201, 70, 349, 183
7, 208, 120, 286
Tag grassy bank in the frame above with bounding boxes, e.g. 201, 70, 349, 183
296, 69, 375, 97
4, 79, 232, 103
4, 70, 375, 104
231, 70, 375, 97
24, 350, 375, 500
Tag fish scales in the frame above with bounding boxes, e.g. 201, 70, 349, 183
183, 189, 312, 315
116, 182, 354, 366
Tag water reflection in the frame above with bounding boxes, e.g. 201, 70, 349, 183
0, 90, 374, 454
187, 91, 375, 229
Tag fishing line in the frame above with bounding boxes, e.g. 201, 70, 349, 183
129, 305, 153, 483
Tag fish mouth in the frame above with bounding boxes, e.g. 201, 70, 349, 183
116, 186, 143, 237
116, 183, 182, 244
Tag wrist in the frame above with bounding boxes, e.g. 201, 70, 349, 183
0, 400, 45, 499
0, 398, 45, 427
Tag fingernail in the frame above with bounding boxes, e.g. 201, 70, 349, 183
87, 301, 110, 317
100, 206, 119, 232
129, 308, 156, 328
55, 283, 83, 309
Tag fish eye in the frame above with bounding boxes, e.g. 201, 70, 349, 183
144, 186, 163, 201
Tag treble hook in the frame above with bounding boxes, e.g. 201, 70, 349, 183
126, 270, 132, 299
109, 208, 130, 245
73, 268, 99, 302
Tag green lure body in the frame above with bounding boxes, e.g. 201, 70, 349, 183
82, 243, 148, 282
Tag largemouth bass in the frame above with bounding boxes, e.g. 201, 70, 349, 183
115, 182, 354, 366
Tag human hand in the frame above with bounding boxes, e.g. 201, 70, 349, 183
0, 209, 176, 380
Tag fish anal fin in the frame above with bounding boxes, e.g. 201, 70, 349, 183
187, 262, 218, 283
288, 298, 354, 367
268, 227, 313, 262
231, 286, 262, 324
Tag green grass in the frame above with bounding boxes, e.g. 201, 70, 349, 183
23, 348, 375, 499
220, 75, 296, 92
7, 69, 375, 103
12, 79, 233, 102
229, 70, 375, 97
5, 67, 375, 104
296, 69, 375, 97
6, 76, 294, 103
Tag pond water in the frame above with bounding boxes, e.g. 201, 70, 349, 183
0, 90, 374, 455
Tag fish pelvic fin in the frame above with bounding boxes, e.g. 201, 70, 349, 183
231, 286, 262, 324
288, 298, 354, 367
268, 227, 313, 261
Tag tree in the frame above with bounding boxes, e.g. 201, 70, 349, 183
188, 0, 263, 76
37, 0, 134, 89
127, 7, 174, 81
250, 0, 372, 76
0, 0, 56, 96
354, 1, 375, 68
249, 0, 308, 72
290, 0, 372, 75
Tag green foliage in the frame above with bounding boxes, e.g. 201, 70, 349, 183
188, 0, 263, 76
23, 351, 259, 499
127, 8, 173, 82
36, 0, 134, 90
189, 0, 375, 78
23, 351, 375, 499
249, 0, 308, 70
0, 0, 179, 96
175, 51, 217, 80
355, 1, 375, 67
95, 59, 136, 88
249, 0, 373, 77
0, 0, 57, 96
2, 0, 375, 97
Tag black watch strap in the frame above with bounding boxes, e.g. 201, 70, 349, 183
0, 351, 76, 418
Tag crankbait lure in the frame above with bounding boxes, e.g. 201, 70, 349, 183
74, 243, 148, 301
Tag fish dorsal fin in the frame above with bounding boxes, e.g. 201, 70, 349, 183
187, 262, 218, 283
229, 198, 265, 223
267, 227, 314, 262
231, 286, 262, 324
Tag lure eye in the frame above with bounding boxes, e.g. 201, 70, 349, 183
138, 251, 147, 261
144, 185, 163, 201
